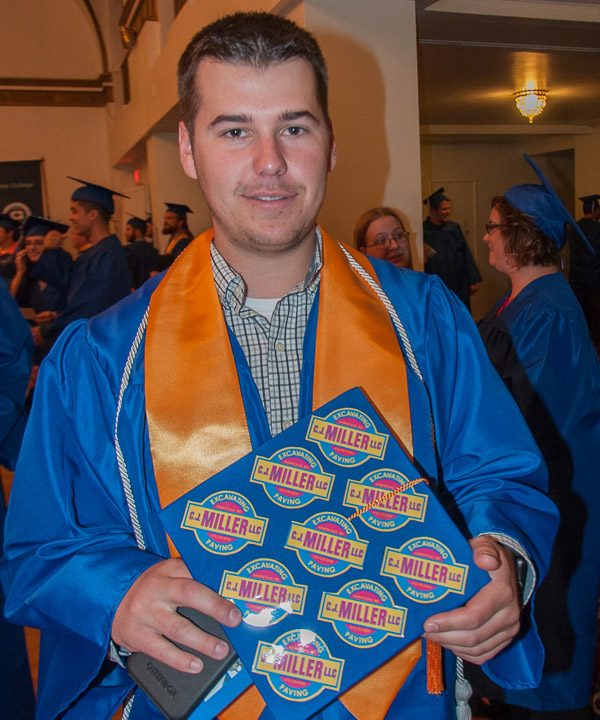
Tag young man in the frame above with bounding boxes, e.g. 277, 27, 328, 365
124, 215, 159, 289
2, 12, 558, 720
161, 202, 194, 257
423, 188, 481, 312
32, 178, 132, 349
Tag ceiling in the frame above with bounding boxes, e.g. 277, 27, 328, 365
416, 0, 600, 141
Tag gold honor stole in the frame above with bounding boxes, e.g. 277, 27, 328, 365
146, 228, 423, 720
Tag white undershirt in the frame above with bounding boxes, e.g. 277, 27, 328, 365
245, 296, 280, 322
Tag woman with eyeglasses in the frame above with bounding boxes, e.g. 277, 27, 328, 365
468, 156, 600, 720
354, 206, 413, 269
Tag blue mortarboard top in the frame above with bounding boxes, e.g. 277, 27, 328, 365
504, 154, 593, 252
579, 194, 600, 213
423, 187, 447, 207
160, 387, 489, 720
0, 213, 20, 234
23, 216, 68, 238
126, 215, 147, 232
68, 176, 129, 215
165, 202, 193, 218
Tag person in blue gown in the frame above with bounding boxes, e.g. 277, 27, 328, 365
469, 155, 600, 719
1, 16, 559, 720
124, 216, 159, 289
33, 179, 132, 352
423, 189, 482, 312
11, 218, 71, 316
0, 281, 36, 719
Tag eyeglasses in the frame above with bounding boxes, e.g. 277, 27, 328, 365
485, 223, 507, 235
366, 231, 410, 248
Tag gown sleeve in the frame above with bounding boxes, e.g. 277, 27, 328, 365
1, 320, 162, 719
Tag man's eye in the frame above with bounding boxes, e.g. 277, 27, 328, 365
284, 126, 305, 137
224, 128, 248, 139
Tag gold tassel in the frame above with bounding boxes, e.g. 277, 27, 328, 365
426, 639, 444, 695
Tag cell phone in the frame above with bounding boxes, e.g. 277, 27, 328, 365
127, 607, 239, 720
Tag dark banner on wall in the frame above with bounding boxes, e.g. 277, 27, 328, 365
0, 160, 44, 224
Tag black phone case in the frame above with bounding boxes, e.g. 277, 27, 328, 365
127, 607, 239, 720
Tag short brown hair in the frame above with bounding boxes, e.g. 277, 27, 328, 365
177, 12, 329, 139
74, 199, 110, 226
492, 196, 560, 269
354, 207, 405, 251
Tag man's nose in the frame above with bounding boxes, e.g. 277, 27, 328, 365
253, 135, 287, 176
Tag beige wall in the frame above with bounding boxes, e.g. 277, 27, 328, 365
146, 133, 210, 251
0, 0, 101, 78
0, 105, 110, 251
305, 0, 423, 264
574, 129, 600, 200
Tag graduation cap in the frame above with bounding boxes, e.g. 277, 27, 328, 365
23, 216, 68, 238
126, 215, 147, 232
68, 177, 129, 215
145, 213, 152, 223
504, 154, 593, 252
423, 187, 448, 207
579, 194, 600, 213
0, 213, 20, 234
164, 202, 193, 219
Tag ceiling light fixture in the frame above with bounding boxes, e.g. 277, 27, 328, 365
514, 89, 547, 123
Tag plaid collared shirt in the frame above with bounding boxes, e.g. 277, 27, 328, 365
211, 230, 322, 437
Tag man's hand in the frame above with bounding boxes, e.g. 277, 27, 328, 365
422, 535, 520, 665
31, 326, 44, 346
34, 310, 57, 324
111, 558, 242, 674
15, 249, 27, 274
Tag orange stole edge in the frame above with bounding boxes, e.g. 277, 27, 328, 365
314, 231, 414, 460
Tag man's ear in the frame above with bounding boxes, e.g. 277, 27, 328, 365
179, 121, 198, 180
328, 122, 337, 173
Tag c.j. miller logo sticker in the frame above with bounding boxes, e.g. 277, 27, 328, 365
381, 537, 468, 603
306, 407, 387, 466
344, 469, 427, 531
318, 579, 407, 648
250, 447, 334, 509
253, 629, 344, 702
219, 559, 308, 627
285, 512, 368, 577
180, 492, 268, 555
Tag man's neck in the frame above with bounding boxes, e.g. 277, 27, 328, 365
214, 232, 317, 299
88, 224, 111, 246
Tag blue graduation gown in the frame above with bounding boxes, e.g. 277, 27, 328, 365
0, 281, 35, 719
1, 259, 558, 720
0, 280, 33, 469
15, 249, 72, 316
477, 272, 600, 712
125, 240, 159, 289
424, 219, 482, 311
31, 247, 72, 309
40, 234, 131, 344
